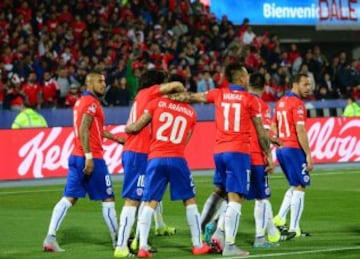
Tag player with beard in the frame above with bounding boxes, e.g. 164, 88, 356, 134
272, 73, 313, 238
43, 71, 124, 252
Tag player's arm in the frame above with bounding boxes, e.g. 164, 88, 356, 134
79, 113, 94, 175
296, 124, 313, 172
185, 130, 193, 145
167, 92, 207, 103
103, 130, 126, 144
159, 81, 185, 94
252, 116, 274, 173
125, 112, 152, 134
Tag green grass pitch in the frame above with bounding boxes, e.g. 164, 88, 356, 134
1, 168, 359, 258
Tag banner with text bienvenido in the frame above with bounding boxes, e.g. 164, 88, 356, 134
210, 0, 360, 29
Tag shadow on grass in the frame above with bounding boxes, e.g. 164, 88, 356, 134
59, 227, 110, 247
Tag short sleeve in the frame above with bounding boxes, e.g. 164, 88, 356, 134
249, 94, 262, 118
262, 102, 271, 130
143, 98, 159, 116
292, 100, 306, 125
84, 100, 98, 117
206, 89, 219, 103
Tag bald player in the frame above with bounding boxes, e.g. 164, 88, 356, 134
43, 71, 124, 252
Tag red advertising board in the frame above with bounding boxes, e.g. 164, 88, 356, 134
1, 117, 359, 180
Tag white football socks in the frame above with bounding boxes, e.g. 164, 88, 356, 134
254, 200, 266, 238
154, 201, 165, 229
116, 206, 137, 248
264, 199, 278, 237
47, 197, 72, 236
186, 204, 202, 248
277, 187, 294, 222
102, 201, 118, 245
138, 206, 154, 249
289, 190, 305, 232
224, 201, 242, 245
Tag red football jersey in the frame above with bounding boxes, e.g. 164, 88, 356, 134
145, 97, 196, 159
123, 85, 162, 153
72, 92, 105, 158
273, 92, 306, 148
206, 86, 261, 154
42, 79, 59, 103
250, 95, 271, 165
23, 82, 41, 105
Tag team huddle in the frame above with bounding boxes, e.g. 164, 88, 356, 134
42, 62, 313, 257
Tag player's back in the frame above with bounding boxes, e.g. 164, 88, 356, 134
207, 87, 261, 154
72, 93, 104, 158
274, 93, 306, 148
123, 85, 161, 153
250, 96, 271, 156
147, 97, 196, 159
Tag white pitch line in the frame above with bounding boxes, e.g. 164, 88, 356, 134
215, 246, 360, 259
0, 189, 60, 195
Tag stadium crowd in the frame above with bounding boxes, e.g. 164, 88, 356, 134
1, 0, 360, 111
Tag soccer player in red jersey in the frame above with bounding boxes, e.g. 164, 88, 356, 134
272, 73, 313, 238
114, 71, 184, 257
43, 71, 124, 252
247, 73, 295, 248
169, 63, 273, 256
125, 94, 210, 258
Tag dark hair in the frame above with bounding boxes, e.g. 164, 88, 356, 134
138, 70, 166, 91
249, 73, 265, 90
168, 73, 186, 85
291, 73, 309, 85
225, 62, 245, 83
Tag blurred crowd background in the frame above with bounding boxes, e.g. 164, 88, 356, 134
1, 0, 360, 112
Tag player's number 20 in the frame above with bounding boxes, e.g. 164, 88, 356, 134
156, 112, 187, 144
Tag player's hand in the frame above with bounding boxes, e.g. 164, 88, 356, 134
264, 154, 275, 174
270, 136, 282, 147
115, 136, 126, 145
83, 158, 94, 175
306, 154, 313, 172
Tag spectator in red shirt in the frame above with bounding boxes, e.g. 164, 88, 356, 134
71, 15, 87, 40
22, 72, 42, 109
42, 71, 59, 109
64, 84, 81, 108
3, 73, 24, 111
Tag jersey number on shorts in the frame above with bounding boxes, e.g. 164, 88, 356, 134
276, 111, 290, 138
221, 102, 241, 131
156, 112, 187, 144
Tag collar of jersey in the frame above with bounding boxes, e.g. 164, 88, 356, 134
82, 90, 96, 98
286, 91, 300, 98
229, 84, 247, 91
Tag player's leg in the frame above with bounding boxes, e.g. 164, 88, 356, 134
137, 158, 167, 257
200, 187, 226, 231
169, 157, 210, 255
221, 152, 250, 257
115, 151, 146, 257
153, 201, 176, 236
43, 197, 76, 252
87, 158, 118, 248
274, 149, 293, 230
43, 155, 84, 252
288, 149, 310, 237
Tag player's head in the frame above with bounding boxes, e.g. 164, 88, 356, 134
291, 73, 311, 99
249, 72, 265, 92
138, 69, 166, 91
168, 73, 186, 86
225, 62, 249, 87
85, 71, 106, 97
